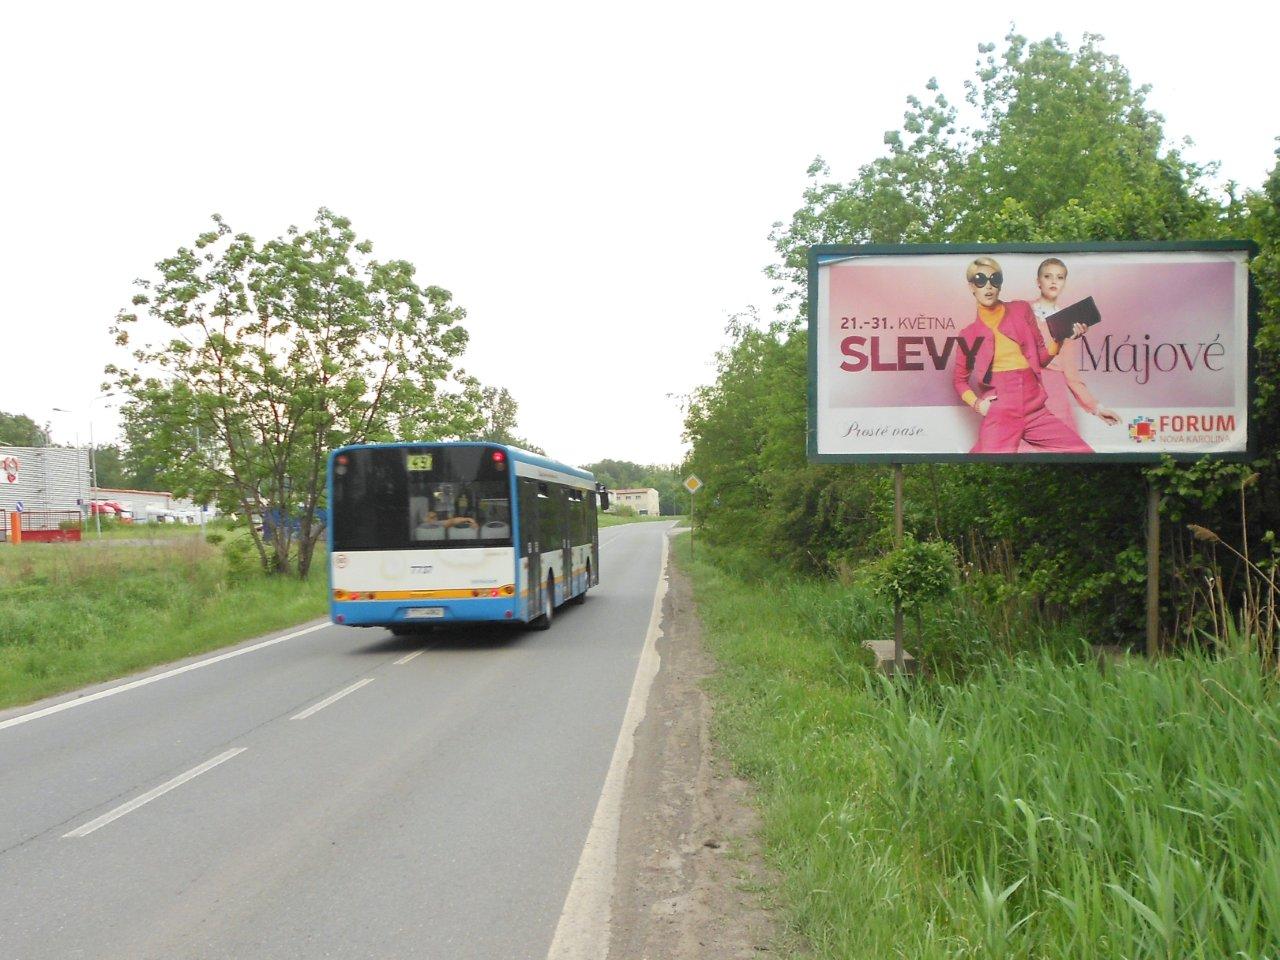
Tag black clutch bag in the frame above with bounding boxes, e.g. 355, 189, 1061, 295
1046, 296, 1102, 341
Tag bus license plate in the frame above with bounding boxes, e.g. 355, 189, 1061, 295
405, 607, 445, 620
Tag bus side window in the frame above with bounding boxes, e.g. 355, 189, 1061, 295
538, 483, 560, 552
567, 489, 586, 545
519, 479, 539, 555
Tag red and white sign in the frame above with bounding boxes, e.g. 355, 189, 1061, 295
2, 456, 19, 484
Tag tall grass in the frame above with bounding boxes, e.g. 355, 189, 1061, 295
0, 539, 327, 709
874, 644, 1280, 958
678, 536, 1280, 958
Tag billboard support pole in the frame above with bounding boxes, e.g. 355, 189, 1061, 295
1146, 482, 1161, 657
893, 463, 905, 674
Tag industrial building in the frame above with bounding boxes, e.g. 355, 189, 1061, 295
0, 445, 92, 515
0, 446, 206, 536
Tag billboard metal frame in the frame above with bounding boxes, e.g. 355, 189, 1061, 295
806, 240, 1259, 465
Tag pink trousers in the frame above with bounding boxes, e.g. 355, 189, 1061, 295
972, 369, 1092, 454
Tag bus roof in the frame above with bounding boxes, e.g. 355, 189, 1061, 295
329, 441, 596, 484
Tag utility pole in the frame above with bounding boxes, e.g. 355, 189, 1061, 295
196, 425, 206, 538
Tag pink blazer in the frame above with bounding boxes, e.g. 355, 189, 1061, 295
952, 299, 1054, 402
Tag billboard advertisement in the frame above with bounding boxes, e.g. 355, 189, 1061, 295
808, 243, 1255, 462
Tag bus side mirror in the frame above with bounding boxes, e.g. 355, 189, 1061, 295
597, 484, 610, 512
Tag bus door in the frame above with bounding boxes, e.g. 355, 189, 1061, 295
560, 487, 572, 599
518, 478, 541, 619
590, 490, 600, 585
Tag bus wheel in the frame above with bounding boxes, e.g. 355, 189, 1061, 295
534, 578, 555, 630
570, 565, 589, 604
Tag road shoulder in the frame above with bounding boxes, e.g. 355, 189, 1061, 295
609, 542, 781, 959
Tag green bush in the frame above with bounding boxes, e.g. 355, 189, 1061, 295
220, 535, 262, 584
873, 536, 958, 612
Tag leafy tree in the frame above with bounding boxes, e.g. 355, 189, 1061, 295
474, 384, 545, 454
108, 208, 480, 578
0, 411, 47, 446
90, 445, 129, 489
1243, 145, 1280, 536
768, 31, 1224, 300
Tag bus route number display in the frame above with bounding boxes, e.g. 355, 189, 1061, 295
406, 454, 434, 472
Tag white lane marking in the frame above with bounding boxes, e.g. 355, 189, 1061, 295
393, 650, 425, 665
546, 528, 671, 960
290, 678, 375, 720
64, 748, 247, 838
0, 622, 331, 735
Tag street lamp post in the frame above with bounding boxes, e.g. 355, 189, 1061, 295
195, 424, 206, 538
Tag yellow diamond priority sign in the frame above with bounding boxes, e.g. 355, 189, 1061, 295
683, 474, 703, 494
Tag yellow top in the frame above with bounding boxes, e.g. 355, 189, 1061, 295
961, 304, 1029, 408
981, 304, 1029, 373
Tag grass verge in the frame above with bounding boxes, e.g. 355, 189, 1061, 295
0, 538, 327, 711
676, 535, 1280, 959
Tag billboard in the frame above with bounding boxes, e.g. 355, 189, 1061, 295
808, 243, 1255, 463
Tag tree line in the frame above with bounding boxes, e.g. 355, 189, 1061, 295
683, 32, 1280, 643
581, 459, 686, 516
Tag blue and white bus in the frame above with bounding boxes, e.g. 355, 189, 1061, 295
327, 442, 605, 633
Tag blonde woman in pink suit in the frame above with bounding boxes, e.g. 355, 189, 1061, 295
1029, 258, 1121, 430
952, 256, 1092, 454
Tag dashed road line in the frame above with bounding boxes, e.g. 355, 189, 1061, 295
64, 748, 247, 838
393, 650, 425, 665
290, 678, 375, 720
1, 622, 330, 735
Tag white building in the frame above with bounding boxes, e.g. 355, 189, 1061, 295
608, 487, 661, 516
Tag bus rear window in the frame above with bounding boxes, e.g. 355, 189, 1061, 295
331, 446, 512, 551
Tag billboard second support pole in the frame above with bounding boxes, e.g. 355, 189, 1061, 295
1146, 482, 1161, 657
894, 463, 905, 674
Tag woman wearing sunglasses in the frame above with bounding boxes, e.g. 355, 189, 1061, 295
951, 256, 1092, 454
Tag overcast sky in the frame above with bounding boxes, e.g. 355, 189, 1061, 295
2, 1, 1276, 468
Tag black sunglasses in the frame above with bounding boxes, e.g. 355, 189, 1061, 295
969, 272, 1003, 288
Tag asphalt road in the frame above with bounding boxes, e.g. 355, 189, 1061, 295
0, 520, 674, 960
